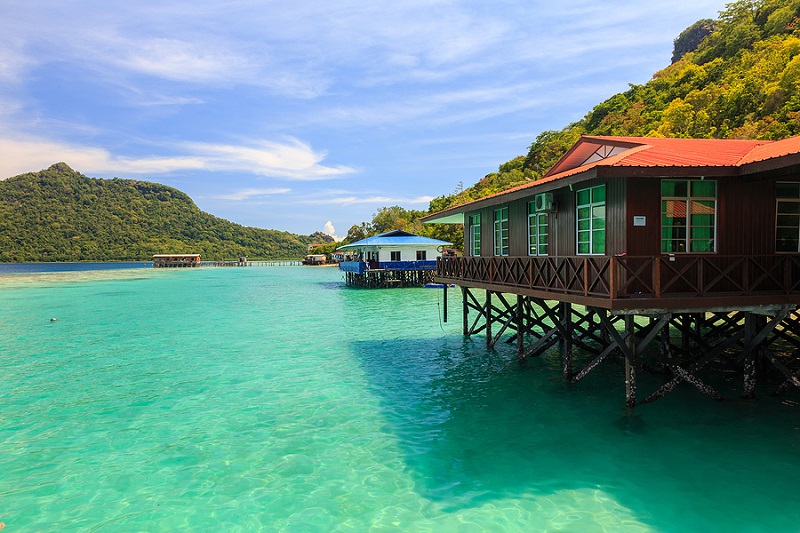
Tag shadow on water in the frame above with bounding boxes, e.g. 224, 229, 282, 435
348, 332, 800, 529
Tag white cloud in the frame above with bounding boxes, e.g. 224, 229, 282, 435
322, 220, 344, 242
211, 188, 291, 201
184, 139, 355, 180
0, 136, 354, 181
301, 194, 434, 206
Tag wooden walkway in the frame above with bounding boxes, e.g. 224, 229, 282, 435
200, 260, 302, 267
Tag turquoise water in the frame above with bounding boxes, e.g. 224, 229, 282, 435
1, 266, 799, 531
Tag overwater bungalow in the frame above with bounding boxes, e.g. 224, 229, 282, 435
423, 134, 800, 406
302, 254, 327, 265
337, 230, 452, 288
152, 254, 201, 267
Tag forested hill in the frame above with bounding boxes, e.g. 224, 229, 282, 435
0, 163, 314, 262
429, 0, 800, 212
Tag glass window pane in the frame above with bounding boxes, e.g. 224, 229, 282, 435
662, 180, 687, 197
777, 227, 799, 251
778, 201, 800, 215
592, 230, 605, 254
592, 185, 606, 203
691, 239, 713, 252
777, 214, 800, 227
691, 227, 713, 239
691, 200, 715, 213
528, 202, 536, 215
691, 181, 716, 197
578, 242, 590, 254
776, 183, 800, 199
691, 214, 714, 226
576, 189, 591, 205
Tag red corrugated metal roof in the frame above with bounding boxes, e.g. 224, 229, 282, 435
491, 135, 799, 198
736, 135, 800, 165
545, 136, 772, 177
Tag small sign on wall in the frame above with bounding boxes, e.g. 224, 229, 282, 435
633, 216, 646, 227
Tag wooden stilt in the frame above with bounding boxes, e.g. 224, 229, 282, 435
742, 312, 757, 399
516, 295, 524, 358
485, 291, 492, 348
562, 302, 573, 380
625, 315, 637, 408
462, 286, 469, 336
443, 284, 448, 323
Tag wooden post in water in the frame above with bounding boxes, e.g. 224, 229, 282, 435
462, 286, 469, 336
742, 312, 757, 399
625, 315, 637, 408
562, 301, 573, 380
485, 291, 493, 348
443, 284, 448, 323
516, 295, 524, 356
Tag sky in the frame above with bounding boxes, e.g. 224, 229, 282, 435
0, 0, 729, 239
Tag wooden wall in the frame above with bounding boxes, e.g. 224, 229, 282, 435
464, 171, 799, 258
466, 177, 626, 257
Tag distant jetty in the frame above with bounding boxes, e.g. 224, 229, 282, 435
153, 254, 300, 267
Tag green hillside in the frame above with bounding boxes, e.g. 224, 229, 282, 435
428, 0, 800, 213
0, 163, 313, 262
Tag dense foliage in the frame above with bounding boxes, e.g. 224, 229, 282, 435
0, 163, 314, 262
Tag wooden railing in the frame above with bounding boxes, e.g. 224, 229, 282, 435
437, 255, 800, 301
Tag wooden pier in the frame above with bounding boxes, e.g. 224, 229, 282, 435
446, 273, 800, 407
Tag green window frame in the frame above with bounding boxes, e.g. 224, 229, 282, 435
776, 182, 800, 253
528, 201, 549, 256
494, 207, 509, 256
661, 180, 716, 253
576, 185, 606, 255
468, 214, 481, 256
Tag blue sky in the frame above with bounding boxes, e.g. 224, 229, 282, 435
1, 0, 728, 238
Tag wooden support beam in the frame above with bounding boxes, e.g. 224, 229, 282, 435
443, 284, 448, 323
642, 327, 730, 404
562, 302, 573, 380
625, 315, 637, 408
516, 295, 524, 357
742, 312, 757, 399
770, 350, 800, 394
462, 286, 469, 335
485, 291, 492, 348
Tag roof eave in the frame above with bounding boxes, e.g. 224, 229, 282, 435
739, 152, 800, 176
423, 168, 601, 221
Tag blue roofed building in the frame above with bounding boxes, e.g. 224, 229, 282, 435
337, 230, 452, 287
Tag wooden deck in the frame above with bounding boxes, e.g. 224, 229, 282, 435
436, 255, 800, 312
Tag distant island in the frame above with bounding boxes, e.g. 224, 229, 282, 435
0, 163, 319, 262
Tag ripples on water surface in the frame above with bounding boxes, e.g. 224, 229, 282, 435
0, 265, 798, 531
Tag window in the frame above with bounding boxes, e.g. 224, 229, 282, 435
468, 214, 481, 256
528, 201, 548, 256
776, 182, 800, 252
494, 208, 509, 256
576, 185, 605, 255
416, 250, 427, 260
390, 251, 401, 261
661, 180, 716, 253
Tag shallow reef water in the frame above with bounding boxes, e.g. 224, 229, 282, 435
0, 265, 798, 531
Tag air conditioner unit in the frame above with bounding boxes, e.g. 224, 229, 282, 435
535, 192, 553, 212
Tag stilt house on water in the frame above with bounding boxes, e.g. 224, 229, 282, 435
423, 134, 800, 407
152, 254, 201, 267
337, 230, 452, 288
